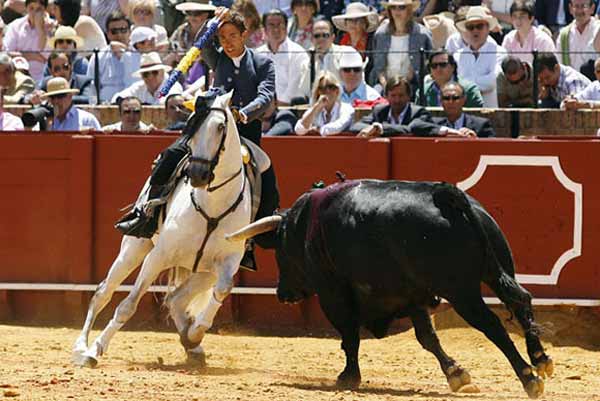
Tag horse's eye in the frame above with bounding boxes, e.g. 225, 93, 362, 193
218, 123, 226, 132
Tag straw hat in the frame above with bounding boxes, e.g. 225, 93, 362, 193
382, 0, 422, 10
132, 52, 172, 78
49, 25, 85, 48
42, 77, 79, 98
423, 13, 458, 49
339, 50, 368, 69
176, 0, 216, 12
455, 6, 499, 32
332, 3, 379, 33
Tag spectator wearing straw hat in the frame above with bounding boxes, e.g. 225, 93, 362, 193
369, 0, 432, 91
0, 52, 35, 104
112, 51, 182, 105
45, 25, 88, 77
43, 76, 100, 130
332, 2, 378, 66
86, 11, 140, 104
454, 6, 506, 107
256, 9, 310, 106
338, 49, 380, 104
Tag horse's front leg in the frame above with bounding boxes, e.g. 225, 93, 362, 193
187, 255, 240, 354
75, 247, 170, 368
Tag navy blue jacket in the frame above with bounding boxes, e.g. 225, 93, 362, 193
203, 42, 275, 123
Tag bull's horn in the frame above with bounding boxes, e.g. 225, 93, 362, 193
225, 215, 282, 242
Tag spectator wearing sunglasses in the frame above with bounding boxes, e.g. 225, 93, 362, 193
43, 76, 101, 131
311, 18, 354, 82
417, 48, 483, 107
454, 6, 506, 107
497, 55, 535, 107
338, 49, 380, 104
129, 0, 169, 53
86, 11, 141, 104
434, 81, 496, 137
103, 96, 151, 132
44, 25, 88, 77
295, 71, 354, 136
38, 51, 94, 104
112, 51, 182, 105
368, 0, 432, 92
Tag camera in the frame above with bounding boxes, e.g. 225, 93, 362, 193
22, 104, 54, 130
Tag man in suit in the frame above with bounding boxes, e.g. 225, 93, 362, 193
36, 51, 94, 105
116, 8, 278, 271
434, 81, 496, 137
350, 75, 439, 137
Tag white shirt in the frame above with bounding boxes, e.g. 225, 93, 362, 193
295, 101, 354, 136
111, 76, 182, 105
445, 32, 497, 55
102, 120, 150, 132
387, 103, 409, 125
387, 35, 411, 79
256, 38, 310, 103
313, 44, 356, 83
0, 111, 24, 130
231, 49, 247, 68
555, 19, 600, 72
455, 41, 507, 107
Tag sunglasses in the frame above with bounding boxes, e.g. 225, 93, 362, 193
342, 67, 362, 73
122, 109, 142, 114
109, 27, 129, 35
465, 23, 486, 31
389, 5, 408, 10
52, 63, 70, 72
55, 39, 76, 46
185, 10, 207, 17
49, 93, 69, 100
313, 33, 331, 39
442, 95, 463, 101
430, 61, 449, 69
319, 83, 338, 91
142, 70, 160, 78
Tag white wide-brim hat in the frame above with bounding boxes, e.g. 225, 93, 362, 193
133, 51, 172, 78
339, 49, 368, 69
456, 6, 499, 32
382, 0, 422, 11
176, 0, 216, 12
332, 3, 379, 33
42, 77, 80, 99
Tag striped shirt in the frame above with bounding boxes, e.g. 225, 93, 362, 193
548, 64, 591, 104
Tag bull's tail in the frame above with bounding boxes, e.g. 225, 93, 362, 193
432, 182, 532, 308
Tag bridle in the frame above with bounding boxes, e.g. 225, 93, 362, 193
186, 105, 247, 272
187, 106, 242, 192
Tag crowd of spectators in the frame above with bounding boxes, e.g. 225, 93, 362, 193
0, 0, 599, 134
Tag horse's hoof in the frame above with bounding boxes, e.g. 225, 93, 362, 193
186, 351, 206, 367
336, 371, 361, 390
524, 376, 544, 399
447, 365, 472, 392
72, 353, 98, 368
536, 357, 554, 378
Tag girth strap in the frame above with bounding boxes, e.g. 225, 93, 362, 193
190, 174, 246, 272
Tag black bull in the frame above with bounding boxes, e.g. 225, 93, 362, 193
227, 179, 554, 398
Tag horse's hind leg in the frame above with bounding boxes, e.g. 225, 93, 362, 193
76, 247, 168, 368
73, 236, 153, 359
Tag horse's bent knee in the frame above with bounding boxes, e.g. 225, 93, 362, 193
115, 297, 137, 323
214, 280, 234, 302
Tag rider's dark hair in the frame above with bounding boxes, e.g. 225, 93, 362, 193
220, 11, 246, 34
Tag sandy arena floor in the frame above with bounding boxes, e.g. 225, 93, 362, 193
1, 309, 599, 401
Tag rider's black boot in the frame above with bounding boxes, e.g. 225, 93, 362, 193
115, 185, 165, 238
239, 240, 258, 272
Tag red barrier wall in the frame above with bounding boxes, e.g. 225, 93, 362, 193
0, 134, 598, 326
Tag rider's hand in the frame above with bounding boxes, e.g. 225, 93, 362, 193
214, 7, 231, 23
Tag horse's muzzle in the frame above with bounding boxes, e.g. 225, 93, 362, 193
187, 163, 213, 188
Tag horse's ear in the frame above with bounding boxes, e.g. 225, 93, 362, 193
222, 90, 235, 106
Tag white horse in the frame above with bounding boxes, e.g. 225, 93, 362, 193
72, 90, 253, 367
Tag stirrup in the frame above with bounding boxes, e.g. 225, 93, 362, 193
114, 208, 158, 238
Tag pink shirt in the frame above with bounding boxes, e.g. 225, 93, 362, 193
0, 112, 24, 131
502, 27, 556, 65
3, 16, 47, 81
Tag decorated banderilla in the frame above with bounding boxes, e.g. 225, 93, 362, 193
158, 17, 220, 98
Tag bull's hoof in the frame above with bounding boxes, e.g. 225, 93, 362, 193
524, 377, 544, 399
72, 353, 98, 368
446, 365, 472, 392
336, 370, 361, 390
535, 357, 554, 379
186, 351, 206, 367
